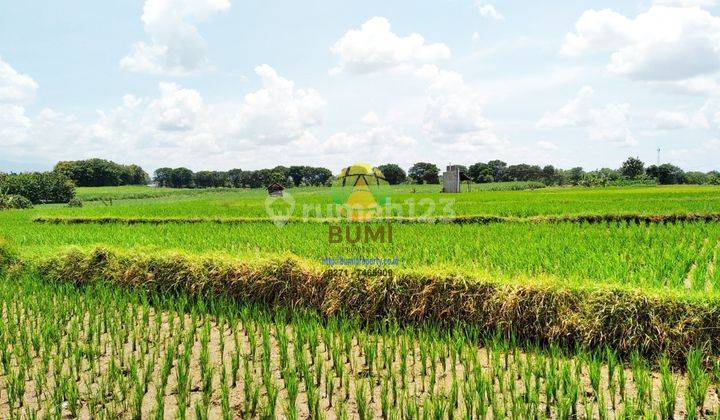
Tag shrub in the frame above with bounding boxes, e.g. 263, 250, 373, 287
0, 171, 75, 204
0, 194, 33, 210
66, 198, 83, 208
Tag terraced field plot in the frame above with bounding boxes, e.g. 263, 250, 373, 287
52, 184, 720, 219
2, 184, 720, 418
0, 274, 717, 419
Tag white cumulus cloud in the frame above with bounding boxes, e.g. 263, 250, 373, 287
0, 58, 38, 104
537, 86, 636, 146
654, 110, 693, 129
145, 82, 207, 131
587, 103, 636, 146
120, 0, 231, 75
537, 85, 594, 128
0, 65, 327, 169
421, 66, 507, 151
330, 17, 451, 75
227, 64, 326, 145
561, 6, 720, 81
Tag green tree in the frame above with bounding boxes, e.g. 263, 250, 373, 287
566, 167, 585, 185
288, 166, 307, 187
54, 159, 148, 186
684, 171, 709, 185
506, 164, 543, 182
408, 162, 440, 184
169, 167, 194, 188
708, 171, 720, 185
646, 164, 685, 184
227, 169, 244, 187
541, 165, 558, 185
620, 157, 645, 179
0, 172, 75, 203
153, 168, 173, 187
376, 164, 407, 185
125, 164, 149, 185
468, 162, 493, 183
487, 160, 508, 182
305, 167, 333, 186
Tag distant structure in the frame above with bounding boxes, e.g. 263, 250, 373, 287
442, 165, 472, 193
267, 183, 284, 197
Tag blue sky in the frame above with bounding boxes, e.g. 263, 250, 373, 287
1, 0, 720, 173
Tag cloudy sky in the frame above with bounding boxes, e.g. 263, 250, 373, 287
2, 0, 720, 173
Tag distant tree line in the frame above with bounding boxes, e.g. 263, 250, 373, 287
2, 156, 717, 207
153, 166, 334, 189
54, 159, 149, 187
377, 158, 720, 186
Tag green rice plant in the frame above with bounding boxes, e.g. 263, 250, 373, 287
686, 347, 710, 414
685, 392, 697, 420
588, 353, 602, 401
325, 368, 335, 408
380, 377, 390, 420
605, 347, 618, 410
243, 357, 260, 418
175, 347, 191, 420
617, 360, 627, 403
194, 399, 208, 420
263, 379, 278, 419
153, 380, 165, 420
659, 355, 677, 420
713, 357, 720, 405
631, 352, 652, 412
334, 398, 348, 420
355, 378, 370, 420
284, 367, 299, 419
131, 363, 145, 420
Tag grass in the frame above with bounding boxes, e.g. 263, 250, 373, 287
74, 181, 545, 202
45, 184, 720, 218
75, 185, 234, 201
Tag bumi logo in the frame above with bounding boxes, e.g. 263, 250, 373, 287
328, 163, 393, 243
331, 163, 390, 221
328, 223, 393, 244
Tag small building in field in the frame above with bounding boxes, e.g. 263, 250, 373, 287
267, 183, 285, 197
443, 165, 472, 193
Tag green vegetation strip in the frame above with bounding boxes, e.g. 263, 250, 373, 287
33, 212, 720, 225
13, 245, 720, 364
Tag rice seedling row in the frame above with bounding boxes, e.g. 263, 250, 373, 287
1, 273, 718, 419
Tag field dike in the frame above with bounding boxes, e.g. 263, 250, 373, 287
32, 212, 720, 225
16, 245, 720, 364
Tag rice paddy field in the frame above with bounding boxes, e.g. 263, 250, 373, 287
2, 183, 720, 418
